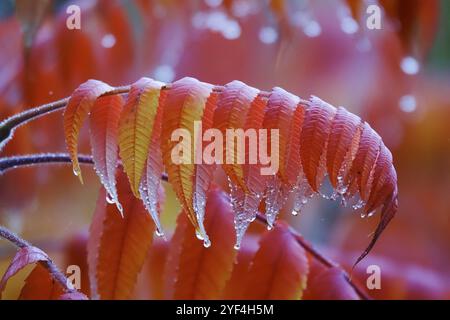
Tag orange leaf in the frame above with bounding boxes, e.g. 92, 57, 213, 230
63, 79, 113, 183
88, 171, 155, 299
144, 237, 169, 300
90, 94, 124, 212
262, 87, 302, 226
139, 88, 167, 236
19, 264, 64, 300
242, 222, 309, 299
161, 77, 215, 243
222, 234, 259, 299
346, 122, 382, 201
119, 77, 165, 197
263, 87, 300, 184
213, 80, 259, 191
303, 259, 360, 300
214, 81, 268, 247
300, 97, 337, 192
0, 246, 49, 298
326, 106, 362, 189
64, 232, 90, 297
163, 187, 236, 299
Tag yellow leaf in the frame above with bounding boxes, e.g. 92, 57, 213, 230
118, 77, 165, 197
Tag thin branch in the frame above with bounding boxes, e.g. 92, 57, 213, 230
0, 153, 93, 174
0, 86, 130, 153
0, 225, 75, 294
0, 152, 368, 299
0, 83, 311, 153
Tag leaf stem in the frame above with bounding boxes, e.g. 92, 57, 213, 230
0, 153, 93, 174
0, 225, 76, 294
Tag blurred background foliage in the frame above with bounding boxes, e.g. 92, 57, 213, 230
0, 0, 449, 299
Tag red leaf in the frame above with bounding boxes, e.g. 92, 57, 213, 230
89, 94, 124, 212
19, 264, 64, 300
326, 107, 362, 188
263, 87, 300, 184
64, 232, 90, 297
0, 246, 49, 298
87, 171, 155, 299
161, 77, 215, 243
214, 80, 269, 246
144, 237, 170, 300
222, 234, 259, 299
303, 259, 360, 300
300, 97, 337, 192
163, 187, 236, 299
63, 79, 113, 183
242, 222, 309, 299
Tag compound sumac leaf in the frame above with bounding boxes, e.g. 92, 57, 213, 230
61, 76, 399, 265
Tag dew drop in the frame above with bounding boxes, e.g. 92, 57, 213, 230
264, 178, 288, 228
400, 56, 420, 75
139, 176, 165, 242
195, 229, 205, 241
106, 193, 115, 204
304, 21, 321, 38
234, 243, 241, 250
101, 33, 116, 49
116, 202, 124, 217
292, 175, 314, 213
340, 16, 359, 34
153, 65, 175, 83
155, 228, 165, 238
205, 0, 222, 7
227, 177, 258, 253
291, 210, 299, 216
259, 26, 278, 44
292, 11, 321, 38
203, 238, 211, 248
399, 95, 417, 113
352, 199, 365, 210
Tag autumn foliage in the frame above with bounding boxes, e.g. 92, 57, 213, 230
0, 0, 449, 301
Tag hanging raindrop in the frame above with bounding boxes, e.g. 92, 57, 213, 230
195, 229, 205, 241
139, 179, 164, 240
203, 238, 211, 248
106, 193, 115, 204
